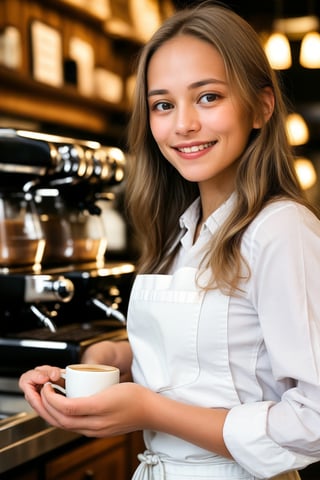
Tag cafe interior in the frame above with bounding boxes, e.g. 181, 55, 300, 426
0, 0, 320, 479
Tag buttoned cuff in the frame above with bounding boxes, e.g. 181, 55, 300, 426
223, 401, 315, 479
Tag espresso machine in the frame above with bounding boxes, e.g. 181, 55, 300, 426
0, 128, 135, 382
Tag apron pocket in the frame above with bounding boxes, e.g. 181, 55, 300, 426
128, 272, 203, 391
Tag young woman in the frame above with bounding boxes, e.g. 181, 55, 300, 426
19, 3, 320, 479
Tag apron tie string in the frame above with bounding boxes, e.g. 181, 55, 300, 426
132, 450, 165, 480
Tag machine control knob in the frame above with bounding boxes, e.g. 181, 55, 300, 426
51, 277, 75, 302
25, 275, 75, 303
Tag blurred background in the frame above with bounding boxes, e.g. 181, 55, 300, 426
1, 0, 319, 205
0, 2, 320, 479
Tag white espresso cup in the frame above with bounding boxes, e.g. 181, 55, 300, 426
49, 364, 120, 398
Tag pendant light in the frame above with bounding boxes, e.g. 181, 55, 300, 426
300, 31, 320, 68
286, 113, 309, 146
264, 0, 291, 70
264, 32, 292, 69
299, 0, 320, 68
294, 158, 317, 190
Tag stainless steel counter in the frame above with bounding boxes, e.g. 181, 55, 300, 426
0, 329, 129, 474
0, 390, 80, 474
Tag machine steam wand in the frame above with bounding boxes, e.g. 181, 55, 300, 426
91, 297, 126, 324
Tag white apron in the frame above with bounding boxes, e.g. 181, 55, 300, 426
127, 268, 300, 480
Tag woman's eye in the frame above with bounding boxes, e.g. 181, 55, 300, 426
199, 93, 219, 104
152, 101, 173, 112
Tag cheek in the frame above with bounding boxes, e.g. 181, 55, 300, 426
150, 117, 169, 144
149, 124, 169, 159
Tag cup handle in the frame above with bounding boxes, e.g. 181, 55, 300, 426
47, 382, 66, 395
45, 370, 67, 395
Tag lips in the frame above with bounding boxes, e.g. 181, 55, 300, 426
176, 141, 216, 153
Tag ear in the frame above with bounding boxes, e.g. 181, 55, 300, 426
253, 86, 275, 128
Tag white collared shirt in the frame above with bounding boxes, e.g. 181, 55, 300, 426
172, 194, 320, 477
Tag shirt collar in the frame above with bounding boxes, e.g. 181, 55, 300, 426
179, 192, 236, 236
179, 197, 201, 231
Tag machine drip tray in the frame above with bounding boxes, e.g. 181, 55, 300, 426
0, 321, 128, 377
10, 320, 125, 342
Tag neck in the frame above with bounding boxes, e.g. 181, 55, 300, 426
199, 190, 233, 223
197, 164, 237, 219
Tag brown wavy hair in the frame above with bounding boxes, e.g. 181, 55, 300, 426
126, 1, 317, 292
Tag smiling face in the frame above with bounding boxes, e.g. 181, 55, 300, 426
147, 34, 260, 205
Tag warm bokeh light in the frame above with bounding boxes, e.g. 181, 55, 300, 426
294, 158, 317, 190
264, 32, 292, 69
300, 32, 320, 68
286, 113, 309, 146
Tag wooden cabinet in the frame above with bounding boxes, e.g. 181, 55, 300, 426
1, 431, 144, 480
46, 436, 127, 480
3, 467, 41, 480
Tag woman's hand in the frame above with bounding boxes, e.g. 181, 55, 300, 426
20, 371, 150, 437
18, 365, 64, 421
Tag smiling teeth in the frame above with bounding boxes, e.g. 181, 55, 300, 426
178, 142, 215, 153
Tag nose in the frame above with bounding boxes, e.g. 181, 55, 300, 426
175, 105, 201, 135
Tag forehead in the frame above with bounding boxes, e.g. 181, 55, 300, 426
147, 35, 226, 87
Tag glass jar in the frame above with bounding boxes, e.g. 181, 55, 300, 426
35, 189, 107, 266
0, 192, 45, 270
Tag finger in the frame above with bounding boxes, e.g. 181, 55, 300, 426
34, 365, 64, 382
23, 389, 61, 428
41, 385, 134, 438
41, 383, 94, 421
19, 366, 62, 392
41, 384, 101, 436
19, 369, 47, 388
42, 383, 108, 415
40, 384, 112, 433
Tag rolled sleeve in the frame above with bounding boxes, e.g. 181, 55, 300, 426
223, 401, 318, 478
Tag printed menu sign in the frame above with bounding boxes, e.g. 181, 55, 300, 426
30, 20, 63, 87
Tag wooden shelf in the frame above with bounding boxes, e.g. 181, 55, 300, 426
47, 0, 109, 24
44, 0, 145, 46
0, 0, 150, 141
0, 66, 129, 136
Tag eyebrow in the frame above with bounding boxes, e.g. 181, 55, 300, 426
147, 78, 226, 97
